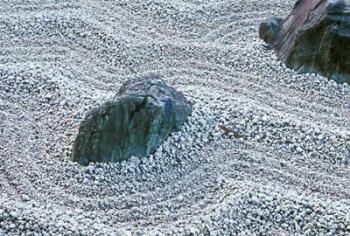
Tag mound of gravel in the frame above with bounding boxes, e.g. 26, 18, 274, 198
1, 0, 350, 235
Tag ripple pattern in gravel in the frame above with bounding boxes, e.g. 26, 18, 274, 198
1, 0, 350, 235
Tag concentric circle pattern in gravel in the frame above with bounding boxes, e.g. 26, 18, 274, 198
1, 0, 350, 235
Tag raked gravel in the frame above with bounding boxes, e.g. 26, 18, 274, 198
1, 0, 350, 235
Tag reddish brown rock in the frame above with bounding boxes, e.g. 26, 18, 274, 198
260, 0, 350, 83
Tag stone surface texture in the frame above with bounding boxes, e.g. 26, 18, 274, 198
72, 75, 192, 165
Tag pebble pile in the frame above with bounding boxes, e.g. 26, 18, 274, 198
1, 0, 350, 235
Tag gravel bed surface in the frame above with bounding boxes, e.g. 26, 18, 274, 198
1, 0, 350, 235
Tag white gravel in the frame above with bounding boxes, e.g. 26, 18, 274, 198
1, 0, 350, 235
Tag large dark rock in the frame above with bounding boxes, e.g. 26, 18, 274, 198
259, 0, 350, 83
72, 74, 192, 165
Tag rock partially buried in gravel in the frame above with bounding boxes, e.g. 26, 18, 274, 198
72, 74, 192, 165
259, 0, 350, 83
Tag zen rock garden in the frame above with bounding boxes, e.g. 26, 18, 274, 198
2, 0, 350, 235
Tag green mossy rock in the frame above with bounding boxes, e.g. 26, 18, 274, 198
72, 75, 192, 165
